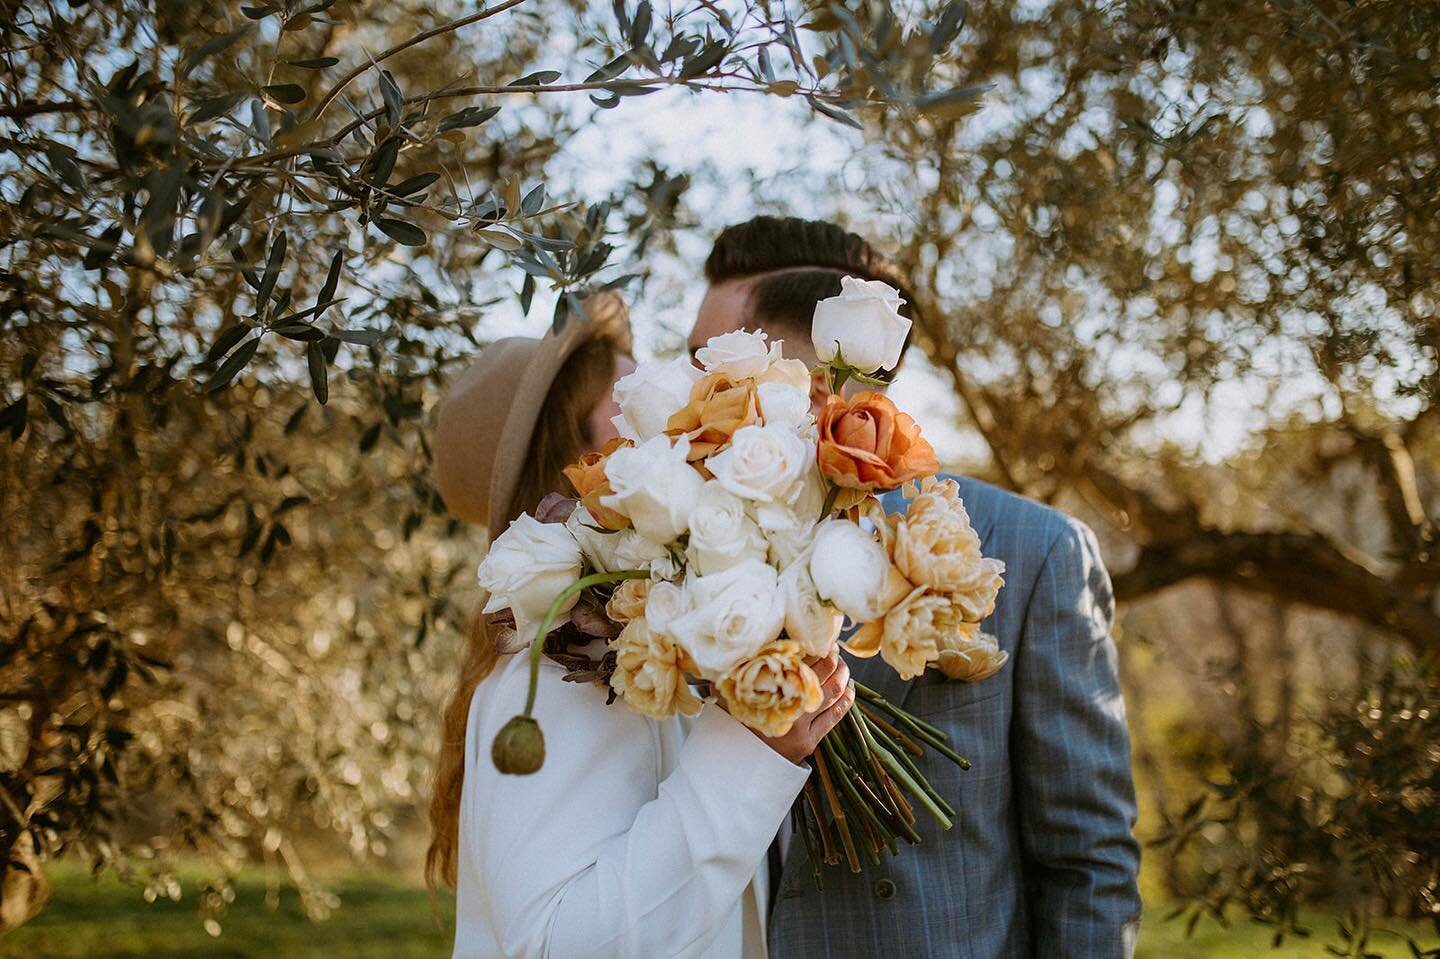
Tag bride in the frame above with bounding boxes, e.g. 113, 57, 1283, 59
427, 293, 855, 959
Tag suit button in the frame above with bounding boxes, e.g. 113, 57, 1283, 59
874, 878, 897, 901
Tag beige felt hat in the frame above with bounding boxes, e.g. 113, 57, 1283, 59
435, 292, 632, 538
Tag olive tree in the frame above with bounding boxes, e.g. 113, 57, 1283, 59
0, 0, 984, 931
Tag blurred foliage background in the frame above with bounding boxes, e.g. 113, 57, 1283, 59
0, 0, 1435, 956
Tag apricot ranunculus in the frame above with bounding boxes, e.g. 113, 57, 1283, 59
610, 619, 703, 720
935, 629, 1009, 682
717, 640, 824, 738
816, 392, 938, 492
666, 371, 763, 461
562, 437, 633, 530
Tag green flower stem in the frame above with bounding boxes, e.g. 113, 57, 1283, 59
860, 709, 955, 821
822, 740, 886, 864
854, 682, 947, 740
814, 746, 860, 872
871, 735, 953, 830
522, 569, 649, 717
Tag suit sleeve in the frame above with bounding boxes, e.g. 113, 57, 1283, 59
1011, 518, 1143, 957
465, 664, 809, 959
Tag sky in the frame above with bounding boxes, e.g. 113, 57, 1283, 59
472, 82, 1265, 469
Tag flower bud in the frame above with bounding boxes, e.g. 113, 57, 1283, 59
491, 715, 545, 775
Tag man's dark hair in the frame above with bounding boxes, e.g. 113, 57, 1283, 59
709, 215, 920, 378
742, 267, 843, 335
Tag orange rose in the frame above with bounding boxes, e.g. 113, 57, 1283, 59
666, 372, 763, 461
817, 391, 939, 492
562, 437, 632, 530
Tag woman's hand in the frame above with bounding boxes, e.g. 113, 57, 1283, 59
755, 647, 855, 765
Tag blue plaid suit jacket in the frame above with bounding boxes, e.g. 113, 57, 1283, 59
769, 475, 1142, 958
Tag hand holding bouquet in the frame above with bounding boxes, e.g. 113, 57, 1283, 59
476, 279, 1008, 881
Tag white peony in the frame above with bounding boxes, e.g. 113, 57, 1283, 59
686, 481, 768, 575
694, 329, 777, 380
477, 514, 583, 644
601, 433, 705, 544
665, 560, 785, 679
807, 519, 912, 623
706, 423, 811, 504
811, 275, 912, 375
611, 354, 703, 441
780, 559, 844, 657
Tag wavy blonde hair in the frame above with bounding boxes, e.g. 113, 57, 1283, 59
426, 332, 622, 896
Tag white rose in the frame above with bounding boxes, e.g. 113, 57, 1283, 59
666, 559, 785, 679
811, 275, 912, 375
477, 514, 583, 643
686, 481, 767, 575
706, 423, 811, 503
694, 329, 777, 380
753, 464, 826, 564
602, 433, 705, 544
643, 579, 692, 637
780, 560, 843, 657
567, 506, 679, 578
756, 381, 813, 432
807, 519, 912, 623
611, 354, 702, 441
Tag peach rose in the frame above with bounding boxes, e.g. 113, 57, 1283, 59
716, 640, 824, 738
563, 437, 632, 530
666, 371, 763, 461
817, 392, 938, 493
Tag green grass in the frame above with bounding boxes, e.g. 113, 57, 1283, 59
1, 862, 456, 959
4, 862, 1436, 958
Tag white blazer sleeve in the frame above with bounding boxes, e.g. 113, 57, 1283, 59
464, 658, 810, 959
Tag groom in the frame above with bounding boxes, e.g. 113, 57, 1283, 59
690, 217, 1143, 958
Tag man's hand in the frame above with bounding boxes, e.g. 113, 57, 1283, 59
754, 648, 855, 764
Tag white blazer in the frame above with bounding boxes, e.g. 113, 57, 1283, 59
453, 649, 810, 959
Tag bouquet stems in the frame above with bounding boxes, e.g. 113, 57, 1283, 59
794, 681, 969, 885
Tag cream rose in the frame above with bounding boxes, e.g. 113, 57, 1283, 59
807, 519, 912, 623
665, 559, 785, 679
716, 640, 823, 737
610, 619, 703, 719
611, 354, 703, 441
754, 355, 813, 391
601, 433, 705, 544
811, 275, 911, 375
780, 559, 844, 657
686, 481, 767, 575
477, 514, 583, 644
935, 629, 1009, 682
706, 423, 811, 504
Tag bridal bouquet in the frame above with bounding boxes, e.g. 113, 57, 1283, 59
477, 277, 1007, 881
